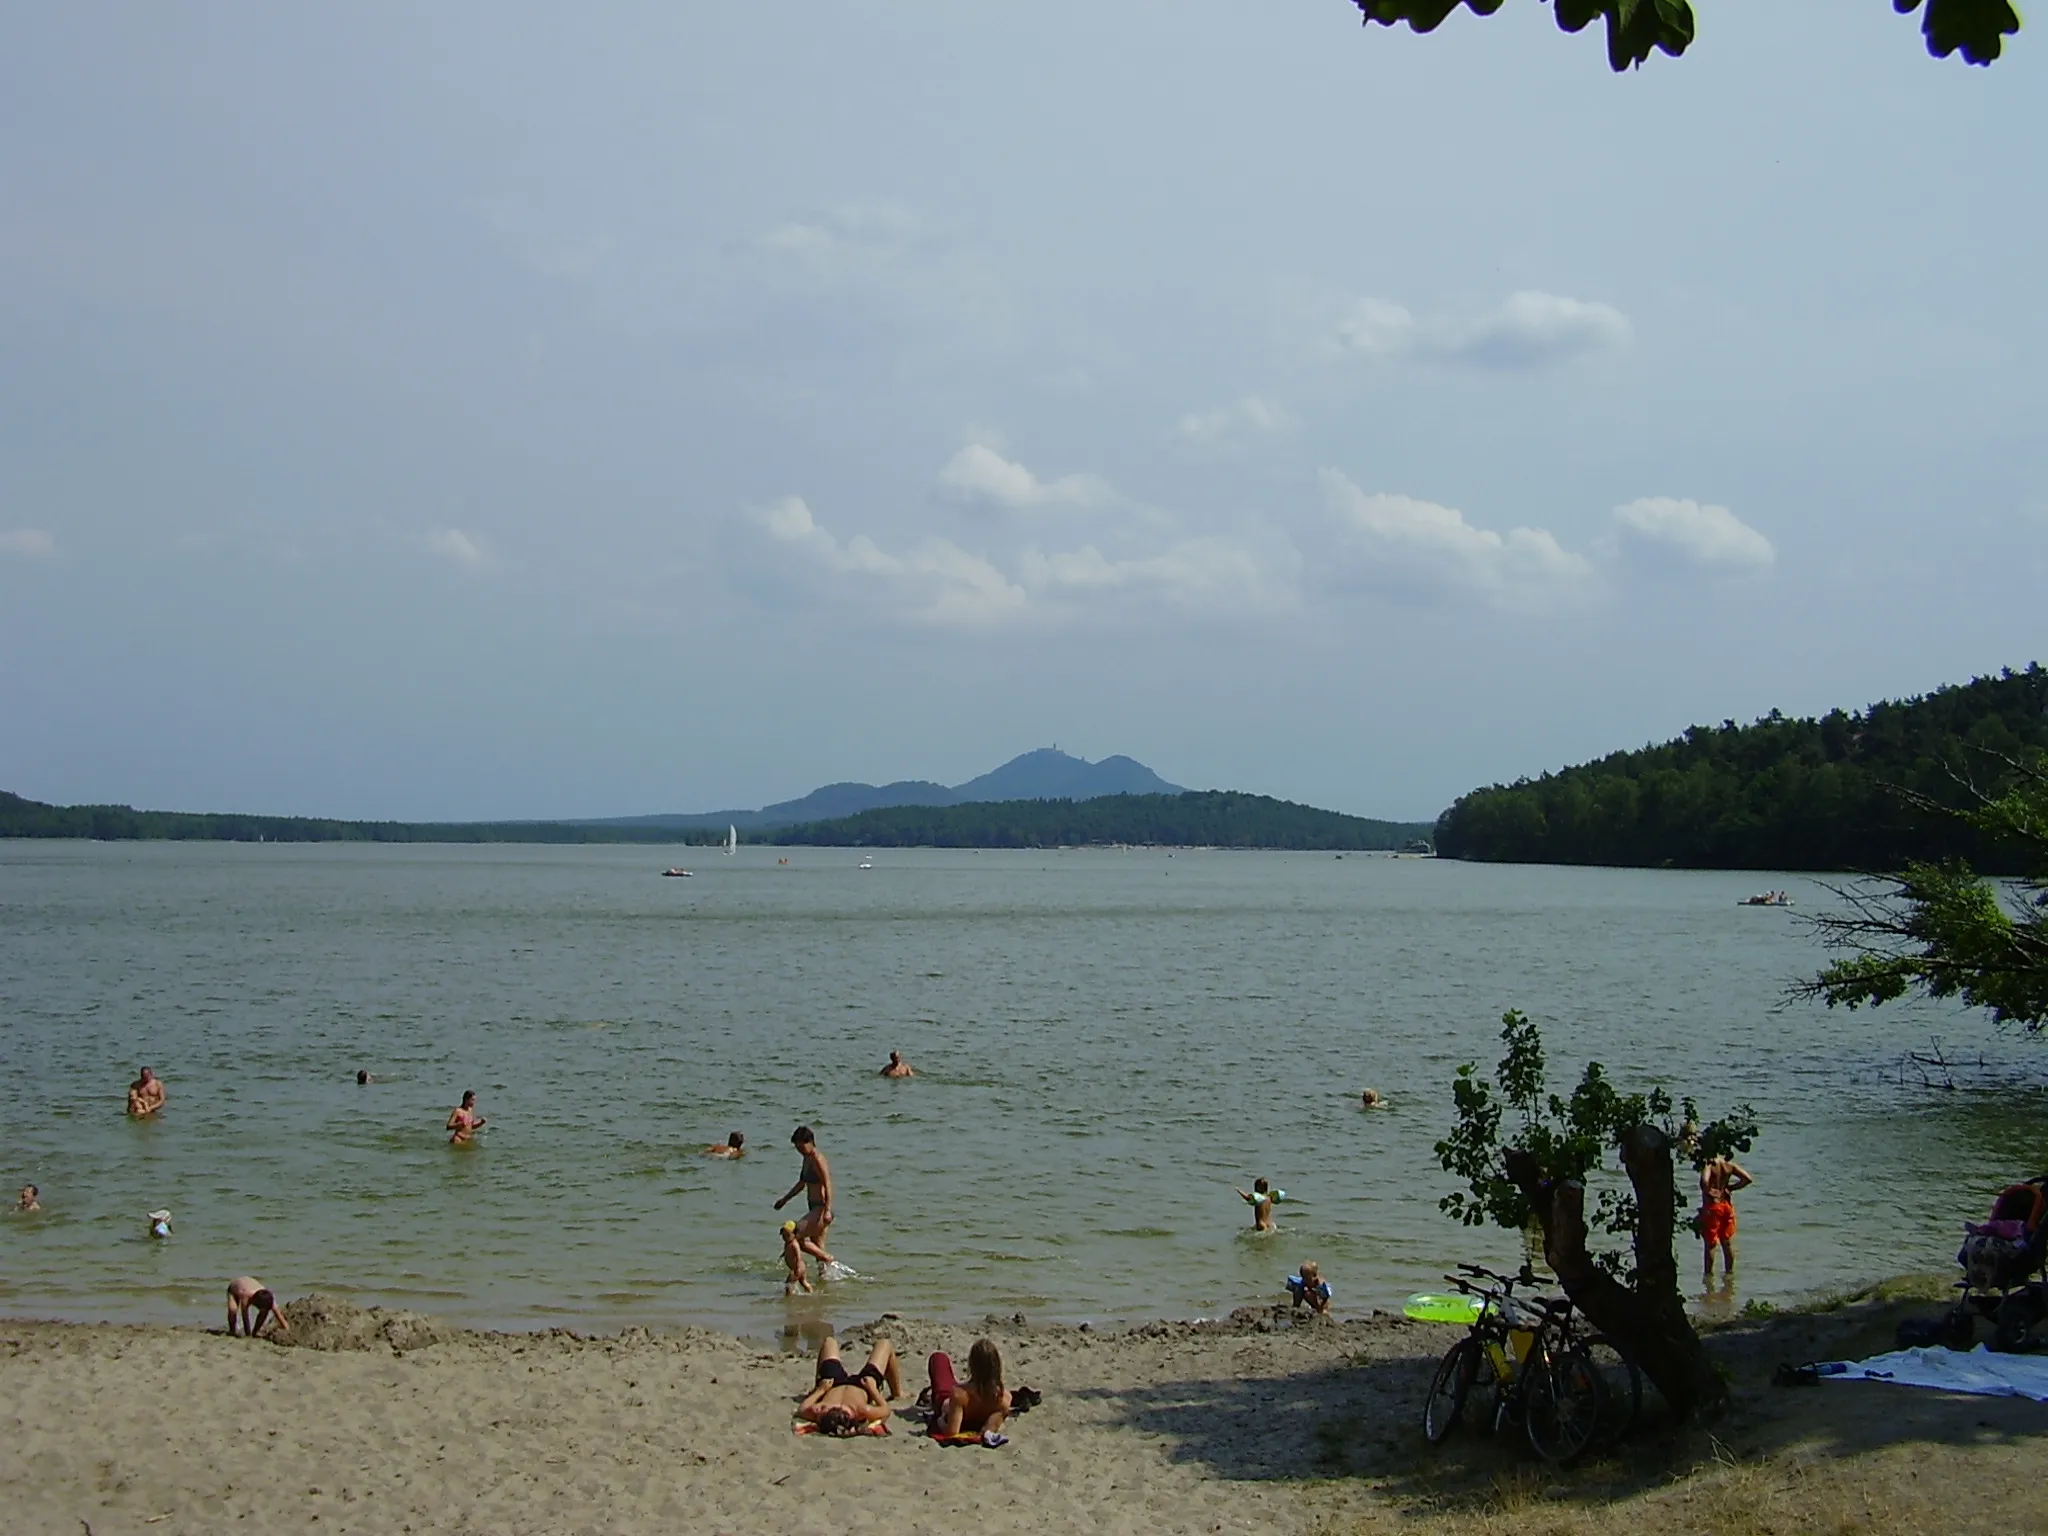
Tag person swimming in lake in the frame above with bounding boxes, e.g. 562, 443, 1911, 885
126, 1066, 165, 1118
780, 1221, 812, 1295
880, 1051, 915, 1079
1360, 1088, 1384, 1109
1235, 1177, 1281, 1231
446, 1090, 487, 1146
705, 1131, 746, 1159
17, 1184, 40, 1213
795, 1335, 898, 1435
226, 1276, 291, 1338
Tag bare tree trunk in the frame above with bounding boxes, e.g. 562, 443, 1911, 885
1504, 1124, 1726, 1422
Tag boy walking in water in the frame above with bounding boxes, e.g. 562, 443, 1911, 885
1699, 1152, 1754, 1278
779, 1221, 812, 1294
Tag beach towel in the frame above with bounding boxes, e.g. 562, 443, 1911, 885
1819, 1344, 2048, 1402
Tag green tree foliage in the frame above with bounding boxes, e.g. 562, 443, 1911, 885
1349, 0, 2019, 70
1799, 756, 2048, 1031
0, 791, 731, 846
768, 791, 1434, 851
1437, 1009, 1759, 1419
1434, 666, 2048, 871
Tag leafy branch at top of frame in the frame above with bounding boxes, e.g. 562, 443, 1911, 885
1348, 1, 2019, 71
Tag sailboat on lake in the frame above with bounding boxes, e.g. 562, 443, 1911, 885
724, 825, 737, 856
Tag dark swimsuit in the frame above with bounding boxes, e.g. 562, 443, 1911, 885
816, 1358, 884, 1392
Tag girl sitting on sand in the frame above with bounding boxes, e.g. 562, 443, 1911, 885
928, 1338, 1011, 1447
795, 1336, 899, 1436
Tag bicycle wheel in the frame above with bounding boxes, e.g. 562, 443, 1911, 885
1423, 1337, 1480, 1444
1524, 1348, 1603, 1466
1581, 1334, 1641, 1444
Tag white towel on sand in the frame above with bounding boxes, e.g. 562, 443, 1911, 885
1822, 1344, 2048, 1401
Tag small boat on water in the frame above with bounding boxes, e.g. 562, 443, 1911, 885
723, 824, 737, 856
662, 867, 693, 878
1739, 890, 1791, 907
857, 856, 874, 870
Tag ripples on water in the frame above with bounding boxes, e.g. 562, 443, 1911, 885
1, 842, 2039, 1337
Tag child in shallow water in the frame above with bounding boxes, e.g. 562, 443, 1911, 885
780, 1221, 812, 1295
1235, 1177, 1282, 1231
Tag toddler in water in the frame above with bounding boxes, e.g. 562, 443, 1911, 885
1236, 1177, 1283, 1231
780, 1221, 812, 1295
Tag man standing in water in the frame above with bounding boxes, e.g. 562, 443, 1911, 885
126, 1067, 166, 1118
446, 1090, 487, 1146
880, 1051, 915, 1079
1698, 1151, 1754, 1279
774, 1126, 837, 1273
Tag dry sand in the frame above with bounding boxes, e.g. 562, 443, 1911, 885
4, 1284, 2043, 1536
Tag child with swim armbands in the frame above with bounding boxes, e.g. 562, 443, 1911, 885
1286, 1260, 1331, 1315
1235, 1177, 1285, 1231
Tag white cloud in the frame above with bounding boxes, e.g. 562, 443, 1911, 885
0, 528, 56, 558
425, 527, 490, 570
753, 495, 1295, 628
1321, 470, 1597, 613
1173, 396, 1299, 445
753, 495, 1027, 627
937, 443, 1118, 510
1610, 497, 1775, 572
1328, 290, 1631, 369
759, 204, 923, 276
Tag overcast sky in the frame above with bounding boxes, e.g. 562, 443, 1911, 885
2, 4, 2042, 821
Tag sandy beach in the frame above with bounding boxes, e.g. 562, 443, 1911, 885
6, 1283, 2043, 1536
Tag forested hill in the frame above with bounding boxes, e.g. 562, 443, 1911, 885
1434, 665, 2048, 872
0, 792, 731, 845
768, 792, 1434, 850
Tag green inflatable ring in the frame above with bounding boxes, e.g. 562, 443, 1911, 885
1402, 1292, 1484, 1325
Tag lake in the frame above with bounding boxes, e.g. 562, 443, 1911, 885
1, 841, 2038, 1338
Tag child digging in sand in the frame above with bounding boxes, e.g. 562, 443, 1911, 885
780, 1221, 812, 1295
1286, 1261, 1332, 1316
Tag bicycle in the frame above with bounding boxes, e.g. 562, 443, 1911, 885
1420, 1263, 1604, 1465
1555, 1301, 1643, 1447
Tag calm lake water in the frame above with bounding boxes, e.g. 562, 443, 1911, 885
2, 842, 2041, 1338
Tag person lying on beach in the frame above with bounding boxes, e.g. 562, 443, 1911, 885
780, 1221, 812, 1295
447, 1091, 487, 1146
226, 1276, 291, 1338
1235, 1177, 1280, 1232
774, 1127, 836, 1271
795, 1336, 897, 1435
127, 1067, 166, 1118
705, 1132, 746, 1159
17, 1184, 39, 1212
928, 1338, 1011, 1446
880, 1051, 915, 1079
1287, 1261, 1332, 1315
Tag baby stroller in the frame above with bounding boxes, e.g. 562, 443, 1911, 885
1947, 1177, 2048, 1351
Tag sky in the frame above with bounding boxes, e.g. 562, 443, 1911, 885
2, 3, 2042, 822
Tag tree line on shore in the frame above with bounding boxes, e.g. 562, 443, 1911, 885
0, 792, 733, 846
769, 791, 1434, 851
1433, 665, 2048, 872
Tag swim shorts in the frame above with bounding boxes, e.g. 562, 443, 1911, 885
1701, 1199, 1736, 1246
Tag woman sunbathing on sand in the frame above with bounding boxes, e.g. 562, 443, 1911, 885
795, 1336, 899, 1436
929, 1338, 1011, 1447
